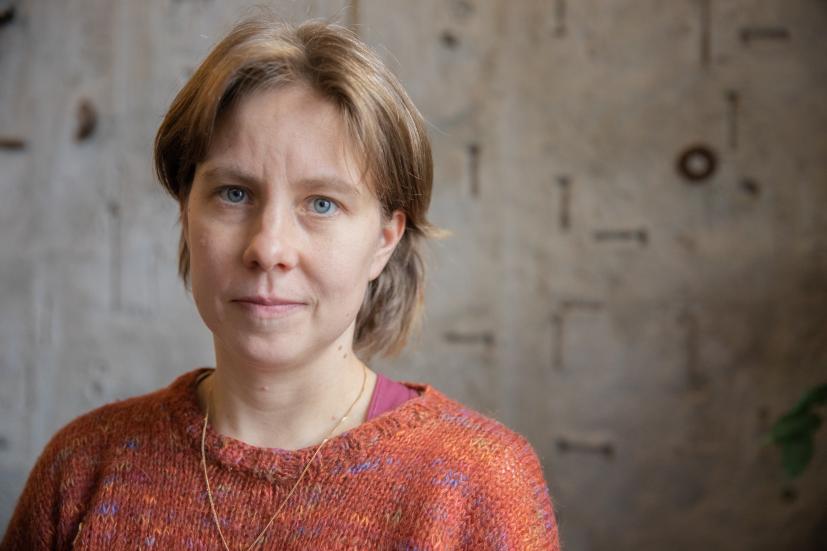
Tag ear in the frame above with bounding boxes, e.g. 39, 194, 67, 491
368, 210, 406, 281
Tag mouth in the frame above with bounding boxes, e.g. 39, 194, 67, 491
234, 295, 305, 306
232, 296, 306, 317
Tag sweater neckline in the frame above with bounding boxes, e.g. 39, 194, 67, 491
168, 368, 441, 484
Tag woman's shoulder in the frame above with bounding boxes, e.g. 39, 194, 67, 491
401, 382, 545, 471
35, 369, 202, 472
389, 383, 559, 547
1, 370, 204, 548
52, 370, 196, 438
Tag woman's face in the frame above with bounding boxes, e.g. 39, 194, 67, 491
184, 84, 404, 369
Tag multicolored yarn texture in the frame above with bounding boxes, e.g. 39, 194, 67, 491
2, 368, 560, 550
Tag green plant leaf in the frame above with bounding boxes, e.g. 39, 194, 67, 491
780, 436, 814, 479
764, 382, 826, 478
787, 383, 827, 417
769, 411, 821, 443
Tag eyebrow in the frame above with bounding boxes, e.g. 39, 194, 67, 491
199, 166, 362, 197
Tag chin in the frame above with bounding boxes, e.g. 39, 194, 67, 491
248, 341, 309, 366
215, 331, 298, 366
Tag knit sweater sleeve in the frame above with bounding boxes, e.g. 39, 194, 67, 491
1, 412, 107, 550
463, 432, 561, 550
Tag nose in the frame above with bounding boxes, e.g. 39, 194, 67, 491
241, 206, 300, 272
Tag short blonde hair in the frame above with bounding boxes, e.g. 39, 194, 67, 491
154, 17, 441, 361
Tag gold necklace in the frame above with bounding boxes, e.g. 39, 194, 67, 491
200, 364, 368, 551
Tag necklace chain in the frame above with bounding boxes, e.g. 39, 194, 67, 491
200, 364, 368, 551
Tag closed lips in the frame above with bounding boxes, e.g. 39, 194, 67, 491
234, 296, 304, 305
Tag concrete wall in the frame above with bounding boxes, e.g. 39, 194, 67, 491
1, 1, 825, 549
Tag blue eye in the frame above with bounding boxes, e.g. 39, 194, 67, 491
218, 187, 247, 204
311, 197, 338, 215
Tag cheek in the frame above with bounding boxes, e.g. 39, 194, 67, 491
187, 219, 233, 288
188, 224, 210, 270
315, 234, 377, 297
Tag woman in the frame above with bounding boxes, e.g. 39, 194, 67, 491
2, 17, 560, 550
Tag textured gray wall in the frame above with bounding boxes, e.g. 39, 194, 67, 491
1, 1, 826, 549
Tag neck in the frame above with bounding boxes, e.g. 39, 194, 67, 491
197, 339, 377, 451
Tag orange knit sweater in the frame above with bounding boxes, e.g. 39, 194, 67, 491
2, 369, 560, 550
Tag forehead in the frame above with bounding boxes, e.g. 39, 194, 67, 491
200, 84, 370, 195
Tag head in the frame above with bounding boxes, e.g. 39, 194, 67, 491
154, 17, 439, 363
